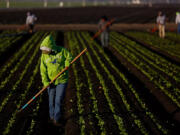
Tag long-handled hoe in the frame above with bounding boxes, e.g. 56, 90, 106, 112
19, 48, 87, 113
19, 18, 114, 113
91, 18, 115, 41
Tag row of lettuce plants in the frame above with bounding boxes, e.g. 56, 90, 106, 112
25, 95, 42, 135
112, 32, 180, 82
83, 32, 169, 134
109, 34, 180, 108
21, 32, 56, 135
0, 32, 40, 79
69, 31, 94, 135
0, 30, 21, 45
126, 31, 180, 59
0, 34, 23, 55
0, 32, 47, 113
0, 32, 44, 90
166, 32, 180, 43
2, 31, 52, 135
67, 31, 106, 135
76, 31, 137, 135
0, 31, 17, 44
111, 32, 180, 99
2, 59, 41, 135
79, 31, 151, 135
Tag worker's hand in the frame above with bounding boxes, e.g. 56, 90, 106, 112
65, 66, 69, 70
49, 83, 56, 89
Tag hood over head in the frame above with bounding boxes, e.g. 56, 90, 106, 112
40, 35, 58, 52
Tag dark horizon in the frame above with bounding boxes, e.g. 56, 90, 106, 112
4, 0, 180, 4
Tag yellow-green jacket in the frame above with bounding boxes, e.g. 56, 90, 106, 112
40, 35, 72, 86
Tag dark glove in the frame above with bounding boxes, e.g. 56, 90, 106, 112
49, 83, 56, 89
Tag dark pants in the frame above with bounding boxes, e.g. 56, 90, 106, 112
178, 23, 180, 34
28, 24, 34, 32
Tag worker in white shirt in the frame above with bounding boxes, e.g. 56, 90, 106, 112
156, 11, 166, 38
175, 12, 180, 34
26, 12, 37, 33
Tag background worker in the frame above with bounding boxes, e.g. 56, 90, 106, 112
26, 12, 37, 33
40, 35, 73, 126
156, 11, 166, 38
175, 12, 180, 34
98, 16, 110, 47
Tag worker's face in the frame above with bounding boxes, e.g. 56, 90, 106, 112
158, 12, 162, 16
42, 50, 51, 54
27, 12, 30, 16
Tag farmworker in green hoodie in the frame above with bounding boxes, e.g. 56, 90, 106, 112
40, 35, 73, 126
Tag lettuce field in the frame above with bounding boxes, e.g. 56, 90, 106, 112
0, 30, 179, 135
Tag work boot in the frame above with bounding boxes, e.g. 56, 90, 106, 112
53, 120, 63, 127
48, 118, 54, 124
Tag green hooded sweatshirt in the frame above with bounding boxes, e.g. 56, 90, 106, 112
40, 35, 73, 87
